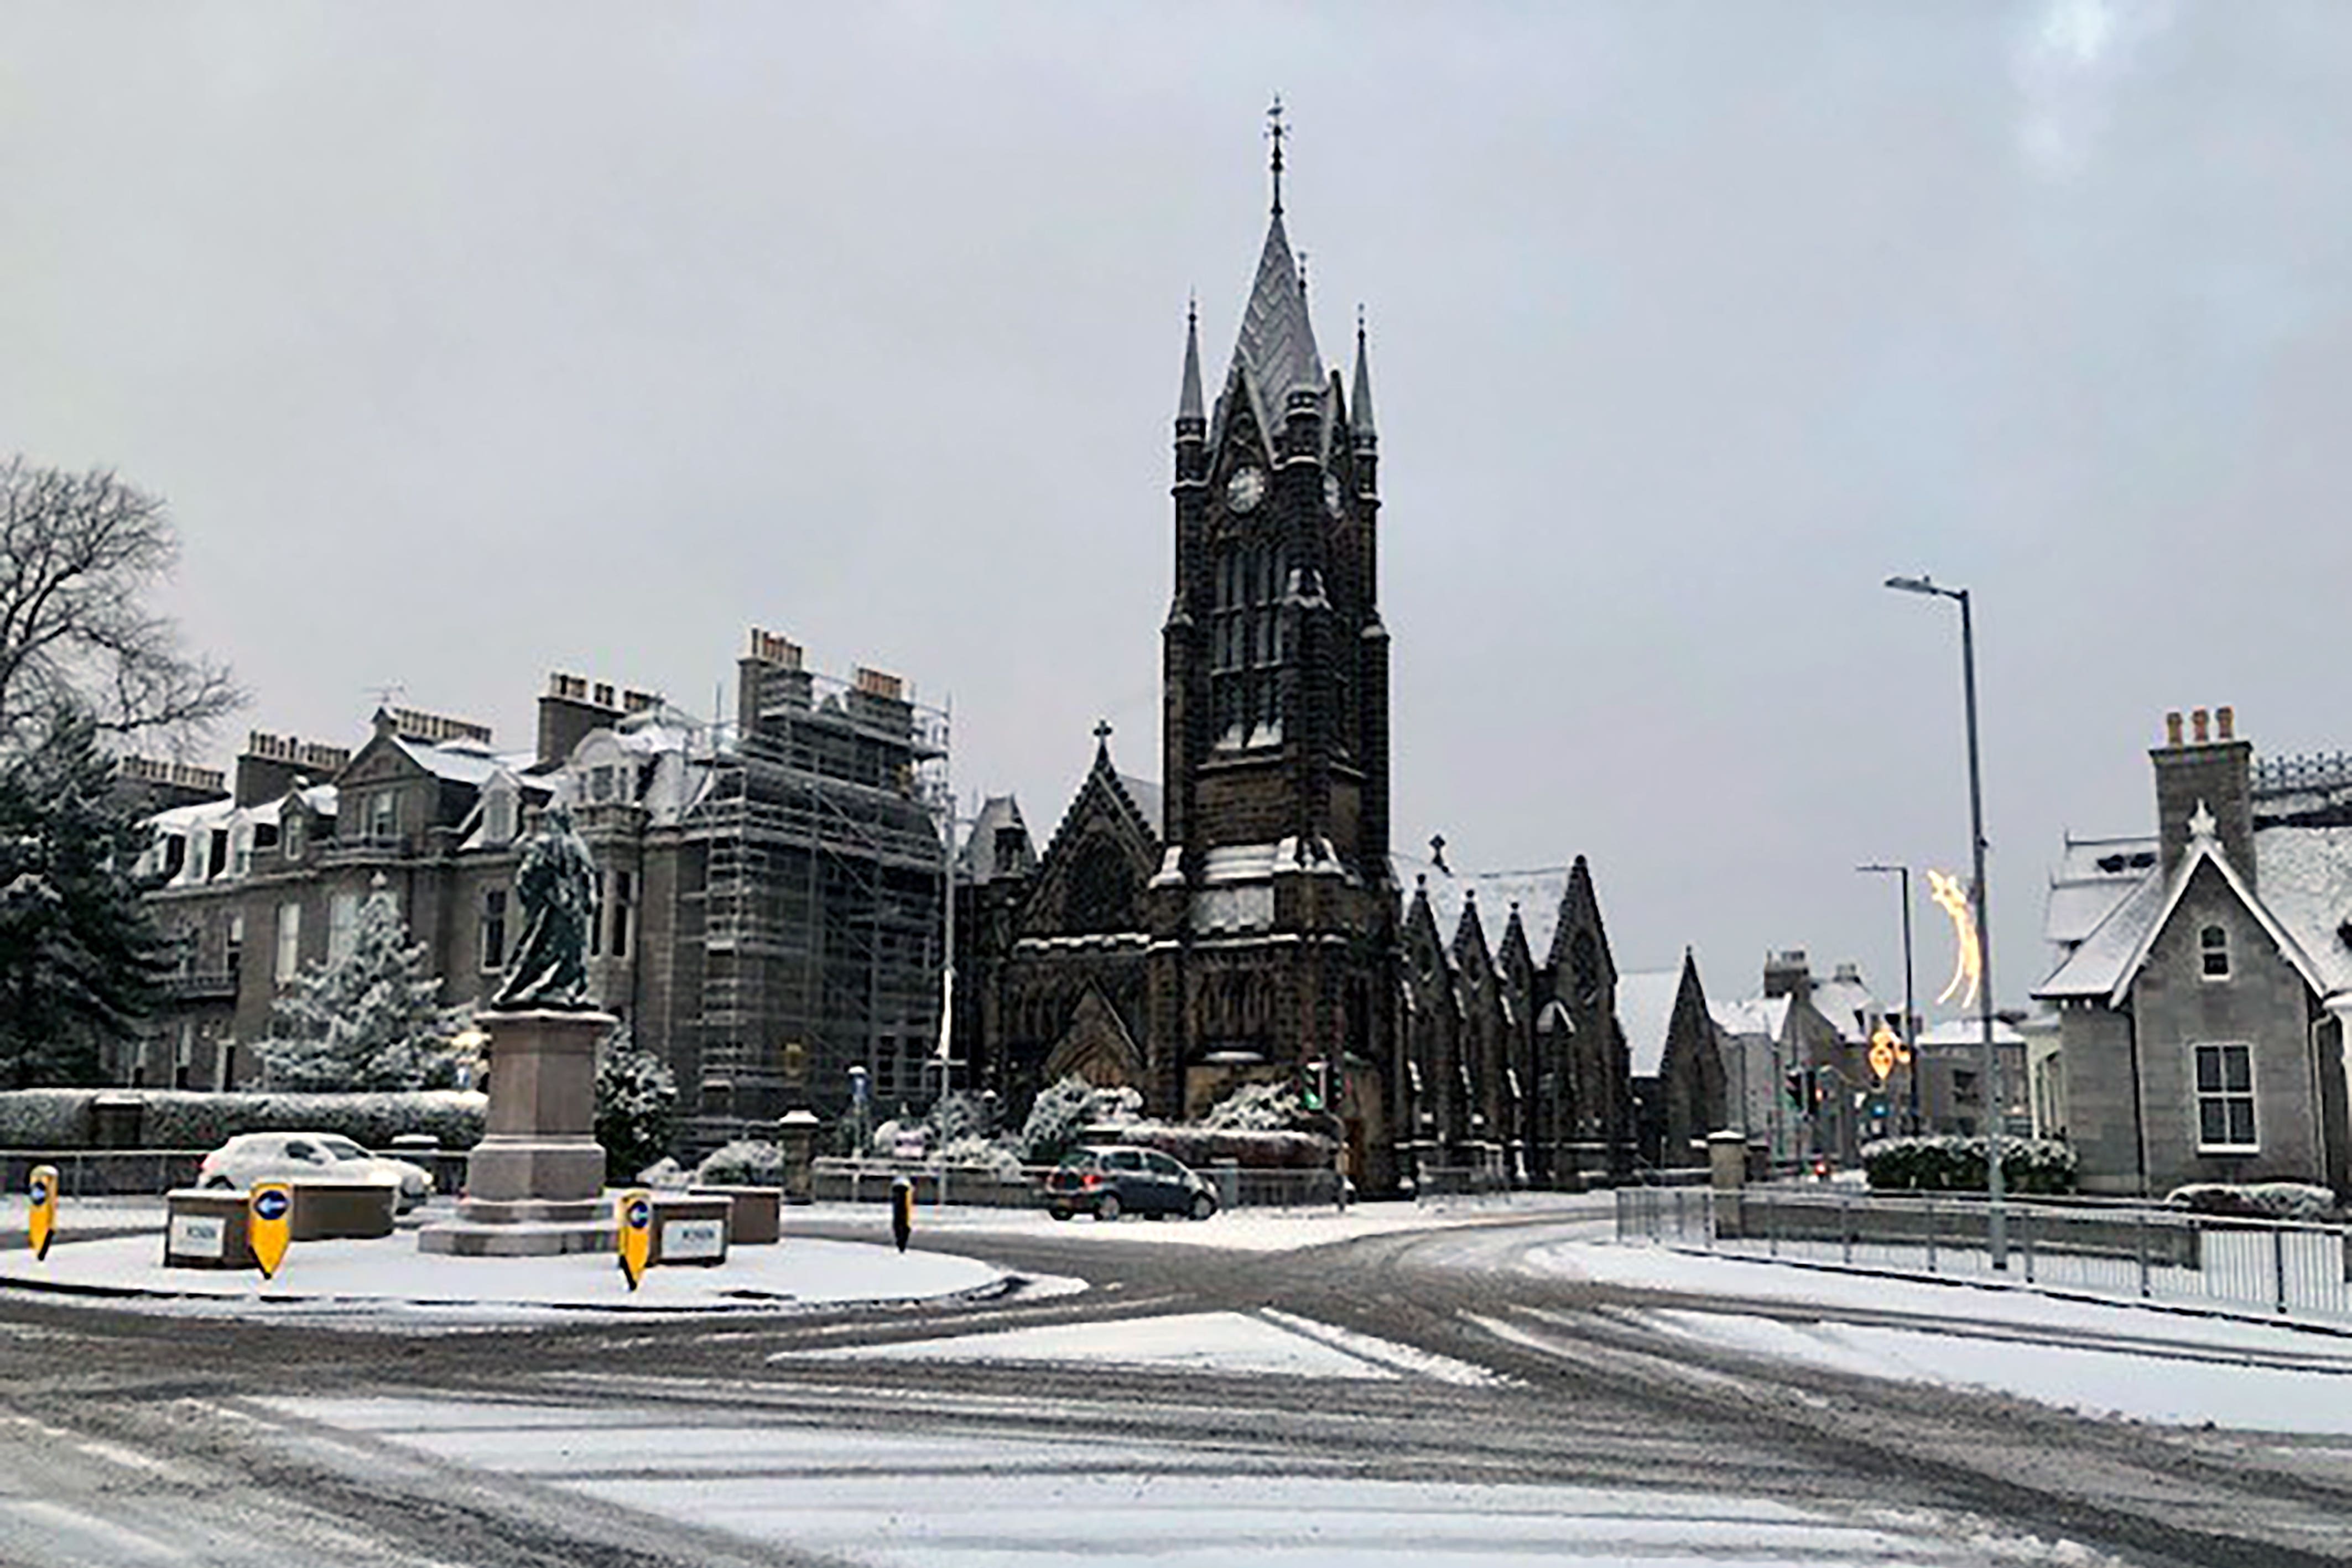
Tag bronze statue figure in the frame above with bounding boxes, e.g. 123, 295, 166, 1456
490, 803, 600, 1010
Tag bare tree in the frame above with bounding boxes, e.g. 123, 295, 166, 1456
0, 456, 242, 755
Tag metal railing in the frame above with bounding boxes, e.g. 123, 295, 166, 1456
1617, 1186, 2352, 1323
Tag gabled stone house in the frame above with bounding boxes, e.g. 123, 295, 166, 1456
2036, 709, 2352, 1198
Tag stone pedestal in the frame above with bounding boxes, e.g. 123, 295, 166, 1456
777, 1108, 820, 1204
418, 1009, 617, 1257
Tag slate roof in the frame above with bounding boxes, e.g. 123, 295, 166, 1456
958, 794, 1033, 884
1224, 212, 1324, 429
1807, 976, 1879, 1044
1117, 775, 1164, 841
1423, 869, 1574, 963
393, 737, 507, 787
2036, 868, 2167, 998
1616, 970, 1687, 1078
2034, 823, 2352, 1002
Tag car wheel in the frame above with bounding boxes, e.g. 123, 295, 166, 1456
1096, 1192, 1121, 1222
1049, 1205, 1072, 1221
1189, 1192, 1216, 1222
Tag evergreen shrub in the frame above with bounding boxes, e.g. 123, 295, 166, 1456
1860, 1134, 2077, 1195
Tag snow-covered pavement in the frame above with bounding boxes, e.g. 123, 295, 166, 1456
1538, 1236, 2352, 1435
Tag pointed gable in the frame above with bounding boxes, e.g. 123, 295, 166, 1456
1547, 855, 1617, 1007
2102, 826, 2329, 1006
1019, 736, 1162, 939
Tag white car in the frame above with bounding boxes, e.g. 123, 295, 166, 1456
196, 1132, 435, 1213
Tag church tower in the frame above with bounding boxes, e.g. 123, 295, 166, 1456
1147, 105, 1398, 1187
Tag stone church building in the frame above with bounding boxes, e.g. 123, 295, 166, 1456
954, 142, 1691, 1192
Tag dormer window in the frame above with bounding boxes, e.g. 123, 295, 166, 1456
2200, 924, 2230, 980
483, 787, 516, 845
283, 809, 306, 861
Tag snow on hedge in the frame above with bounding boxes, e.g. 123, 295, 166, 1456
0, 1088, 486, 1151
1859, 1134, 2078, 1195
2166, 1181, 2342, 1221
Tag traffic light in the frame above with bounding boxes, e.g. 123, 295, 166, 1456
1784, 1070, 1807, 1109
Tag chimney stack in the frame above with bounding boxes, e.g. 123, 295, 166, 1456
2153, 705, 2255, 885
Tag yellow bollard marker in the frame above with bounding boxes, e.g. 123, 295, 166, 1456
890, 1175, 914, 1254
616, 1189, 653, 1290
248, 1183, 293, 1280
27, 1165, 59, 1262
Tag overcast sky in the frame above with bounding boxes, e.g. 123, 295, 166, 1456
7, 1, 2349, 1019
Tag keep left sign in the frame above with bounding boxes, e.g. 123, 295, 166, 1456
27, 1164, 58, 1261
249, 1183, 293, 1279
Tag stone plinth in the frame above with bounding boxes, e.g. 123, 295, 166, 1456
418, 1008, 618, 1257
691, 1185, 782, 1246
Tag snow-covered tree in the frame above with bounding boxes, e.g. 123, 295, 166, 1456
258, 878, 465, 1091
0, 713, 173, 1086
1016, 1074, 1141, 1164
594, 1026, 677, 1182
1199, 1080, 1315, 1132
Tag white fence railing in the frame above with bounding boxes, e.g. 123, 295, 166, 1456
1617, 1186, 2352, 1324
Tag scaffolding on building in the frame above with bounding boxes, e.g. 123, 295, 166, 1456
679, 640, 951, 1153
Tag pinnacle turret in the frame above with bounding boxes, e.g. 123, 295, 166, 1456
1177, 298, 1204, 427
1350, 308, 1377, 441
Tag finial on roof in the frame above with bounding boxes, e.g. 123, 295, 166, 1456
2189, 799, 2217, 841
1266, 96, 1287, 216
1416, 872, 1426, 891
1429, 834, 1450, 874
1094, 718, 1113, 751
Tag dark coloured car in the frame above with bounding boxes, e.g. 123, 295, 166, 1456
1043, 1145, 1218, 1222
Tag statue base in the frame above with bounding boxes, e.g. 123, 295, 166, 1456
418, 1008, 619, 1258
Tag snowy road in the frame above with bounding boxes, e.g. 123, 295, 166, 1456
5, 1202, 2352, 1565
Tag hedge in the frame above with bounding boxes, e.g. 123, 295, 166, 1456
2165, 1181, 2342, 1222
1860, 1134, 2078, 1195
0, 1089, 486, 1152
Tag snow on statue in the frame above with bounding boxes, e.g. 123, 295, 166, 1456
490, 803, 600, 1011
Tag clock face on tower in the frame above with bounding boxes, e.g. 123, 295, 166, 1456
1225, 466, 1267, 514
1323, 472, 1345, 519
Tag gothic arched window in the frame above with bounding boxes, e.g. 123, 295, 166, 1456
1065, 837, 1134, 934
1211, 538, 1288, 749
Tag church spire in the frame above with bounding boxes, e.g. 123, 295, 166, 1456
1350, 305, 1377, 440
1177, 295, 1204, 425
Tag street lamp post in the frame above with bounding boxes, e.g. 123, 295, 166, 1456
1885, 574, 2007, 1271
1856, 863, 1920, 1135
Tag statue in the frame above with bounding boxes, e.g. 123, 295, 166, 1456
490, 804, 599, 1010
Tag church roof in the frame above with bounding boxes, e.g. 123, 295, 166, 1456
1116, 774, 1163, 840
1219, 212, 1324, 440
1616, 970, 1686, 1079
1424, 869, 1575, 966
958, 794, 1033, 883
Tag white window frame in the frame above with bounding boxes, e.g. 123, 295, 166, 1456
2192, 1040, 2259, 1154
370, 790, 399, 843
274, 901, 303, 985
2199, 923, 2230, 981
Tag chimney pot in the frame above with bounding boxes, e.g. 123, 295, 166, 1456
2165, 711, 2184, 747
2218, 705, 2235, 741
2192, 708, 2210, 743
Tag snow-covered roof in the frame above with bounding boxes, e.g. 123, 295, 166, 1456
2045, 876, 2146, 950
1423, 869, 1573, 964
1807, 976, 1878, 1044
394, 737, 504, 787
1710, 994, 1792, 1041
2036, 867, 2166, 998
2036, 822, 2352, 1004
2055, 834, 2160, 884
1616, 970, 1685, 1078
2250, 825, 2352, 997
1913, 1017, 2027, 1048
958, 795, 1033, 883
